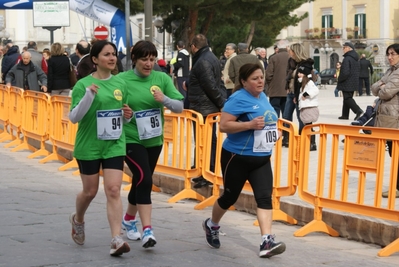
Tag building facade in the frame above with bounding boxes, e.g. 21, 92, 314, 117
278, 0, 399, 75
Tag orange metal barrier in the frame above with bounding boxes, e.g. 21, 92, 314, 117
11, 91, 51, 158
194, 114, 300, 225
3, 87, 24, 148
294, 123, 399, 257
154, 109, 206, 203
39, 95, 78, 171
0, 85, 10, 140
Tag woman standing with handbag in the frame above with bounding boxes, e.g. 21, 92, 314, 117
371, 43, 399, 198
297, 59, 319, 151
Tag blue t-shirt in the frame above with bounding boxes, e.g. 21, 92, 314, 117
222, 89, 278, 156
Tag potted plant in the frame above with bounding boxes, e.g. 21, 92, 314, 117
346, 27, 353, 32
313, 27, 320, 33
353, 26, 359, 32
347, 34, 353, 39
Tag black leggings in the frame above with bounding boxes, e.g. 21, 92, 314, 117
125, 144, 163, 205
217, 148, 273, 210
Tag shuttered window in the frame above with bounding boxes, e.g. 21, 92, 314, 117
354, 14, 366, 38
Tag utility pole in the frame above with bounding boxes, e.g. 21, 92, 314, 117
144, 0, 153, 42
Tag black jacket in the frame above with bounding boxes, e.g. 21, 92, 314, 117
359, 58, 373, 78
188, 46, 225, 116
173, 49, 190, 78
48, 55, 71, 92
2, 46, 20, 80
337, 50, 359, 92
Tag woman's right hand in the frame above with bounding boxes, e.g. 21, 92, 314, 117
88, 84, 100, 94
251, 116, 265, 130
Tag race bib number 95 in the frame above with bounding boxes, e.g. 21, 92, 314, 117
135, 108, 162, 140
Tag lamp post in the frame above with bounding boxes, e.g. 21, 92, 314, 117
320, 43, 333, 69
153, 17, 165, 59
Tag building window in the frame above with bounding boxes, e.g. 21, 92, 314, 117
321, 13, 333, 38
354, 14, 366, 38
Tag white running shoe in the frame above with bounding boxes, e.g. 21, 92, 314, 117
122, 219, 141, 240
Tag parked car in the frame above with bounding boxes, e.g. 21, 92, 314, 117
319, 68, 337, 85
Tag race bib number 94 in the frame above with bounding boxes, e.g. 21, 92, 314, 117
96, 109, 123, 140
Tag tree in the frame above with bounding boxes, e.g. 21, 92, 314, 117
103, 0, 312, 55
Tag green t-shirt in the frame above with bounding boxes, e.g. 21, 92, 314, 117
71, 75, 129, 160
117, 70, 183, 147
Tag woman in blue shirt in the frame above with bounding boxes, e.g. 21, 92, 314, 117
202, 63, 286, 258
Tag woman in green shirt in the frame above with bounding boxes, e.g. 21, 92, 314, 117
118, 41, 184, 248
69, 40, 132, 256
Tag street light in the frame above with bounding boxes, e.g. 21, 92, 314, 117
320, 43, 333, 69
153, 17, 165, 59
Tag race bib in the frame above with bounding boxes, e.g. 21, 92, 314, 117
253, 123, 278, 152
135, 108, 162, 140
96, 109, 123, 140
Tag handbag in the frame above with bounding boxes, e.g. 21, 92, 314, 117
69, 64, 77, 88
300, 106, 319, 124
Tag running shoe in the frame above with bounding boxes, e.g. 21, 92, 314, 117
110, 235, 130, 256
69, 212, 85, 245
202, 218, 220, 248
142, 228, 157, 248
259, 234, 286, 258
122, 219, 141, 240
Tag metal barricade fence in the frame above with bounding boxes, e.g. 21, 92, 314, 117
155, 109, 206, 204
295, 123, 399, 257
11, 91, 51, 158
0, 85, 9, 140
3, 87, 24, 149
39, 95, 78, 171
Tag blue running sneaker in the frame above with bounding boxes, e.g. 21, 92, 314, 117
122, 219, 141, 241
142, 228, 157, 248
202, 218, 220, 248
259, 235, 286, 258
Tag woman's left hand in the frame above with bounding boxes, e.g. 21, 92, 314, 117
122, 104, 133, 119
153, 89, 165, 103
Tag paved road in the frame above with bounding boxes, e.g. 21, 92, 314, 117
1, 129, 398, 266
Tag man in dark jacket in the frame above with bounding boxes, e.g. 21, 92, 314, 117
2, 45, 20, 82
337, 42, 363, 120
187, 34, 226, 188
358, 54, 373, 96
5, 51, 47, 92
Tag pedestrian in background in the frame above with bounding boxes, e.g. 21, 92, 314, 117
334, 61, 342, 97
297, 59, 319, 151
371, 43, 399, 198
186, 34, 226, 189
5, 51, 47, 92
47, 42, 71, 95
265, 40, 290, 117
337, 42, 363, 120
358, 53, 373, 96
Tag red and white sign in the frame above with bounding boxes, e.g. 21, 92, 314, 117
93, 26, 109, 40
